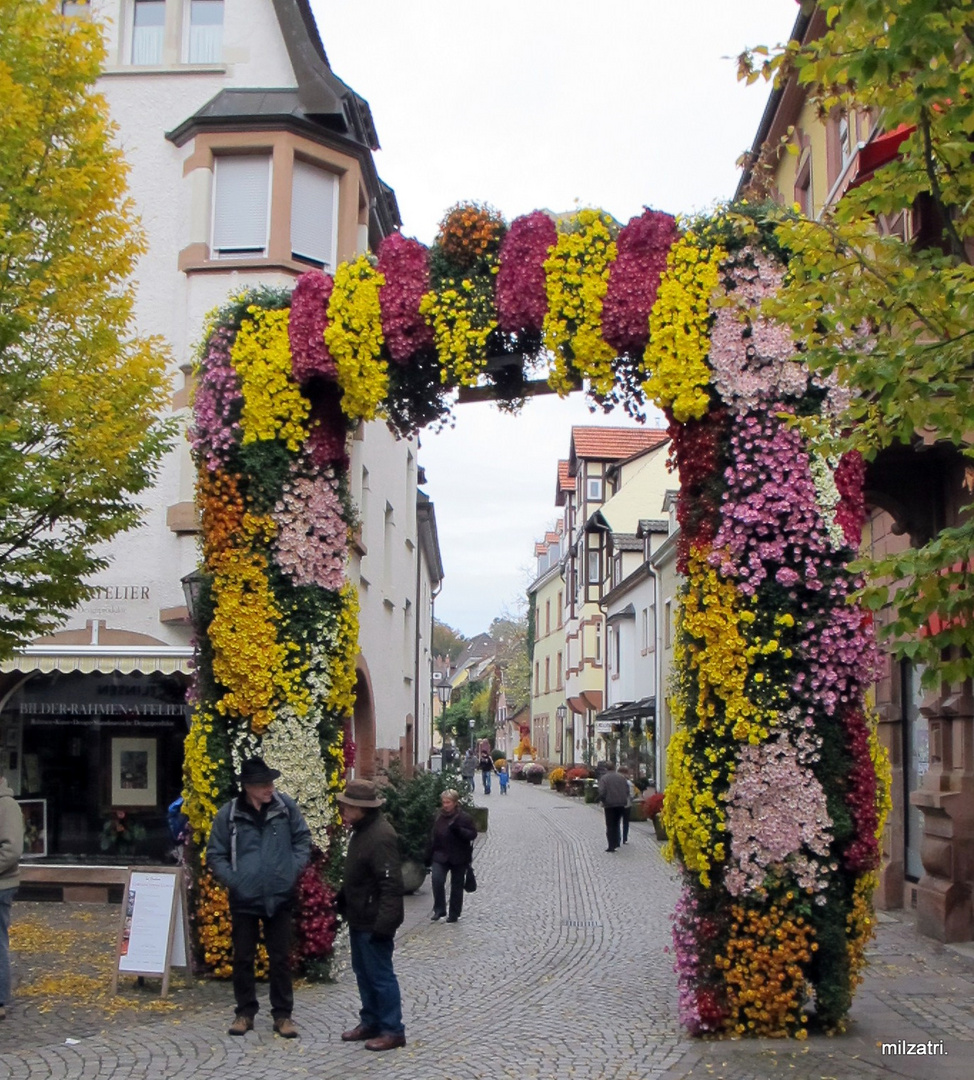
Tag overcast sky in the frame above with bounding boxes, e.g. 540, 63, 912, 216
309, 0, 799, 637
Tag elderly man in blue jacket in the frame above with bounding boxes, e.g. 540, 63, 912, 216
207, 757, 311, 1039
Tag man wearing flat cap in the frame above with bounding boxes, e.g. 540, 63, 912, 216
336, 779, 406, 1052
206, 757, 311, 1039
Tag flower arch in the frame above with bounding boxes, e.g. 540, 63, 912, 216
187, 203, 889, 1031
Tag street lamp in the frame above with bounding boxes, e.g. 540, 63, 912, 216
181, 569, 205, 622
468, 716, 475, 752
436, 682, 452, 707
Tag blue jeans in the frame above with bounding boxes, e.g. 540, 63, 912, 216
482, 772, 491, 793
349, 929, 404, 1037
0, 886, 14, 1007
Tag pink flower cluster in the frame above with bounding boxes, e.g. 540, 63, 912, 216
711, 409, 832, 594
672, 886, 726, 1035
724, 730, 832, 898
377, 233, 434, 363
191, 326, 242, 472
289, 270, 336, 382
273, 467, 347, 589
709, 249, 805, 413
797, 589, 879, 717
602, 208, 677, 355
307, 389, 348, 469
496, 211, 558, 335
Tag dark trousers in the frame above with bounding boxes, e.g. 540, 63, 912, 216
604, 805, 625, 851
622, 806, 632, 843
349, 929, 404, 1036
431, 860, 466, 920
230, 905, 294, 1019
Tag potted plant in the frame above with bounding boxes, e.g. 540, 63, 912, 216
548, 766, 567, 792
380, 760, 475, 892
524, 762, 545, 785
643, 791, 666, 840
565, 765, 591, 797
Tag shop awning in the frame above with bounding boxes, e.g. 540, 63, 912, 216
849, 124, 915, 189
0, 646, 194, 676
595, 696, 656, 725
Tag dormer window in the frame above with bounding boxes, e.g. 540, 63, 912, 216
211, 155, 271, 258
132, 0, 165, 64
187, 0, 223, 64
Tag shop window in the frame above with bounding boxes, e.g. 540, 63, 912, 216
211, 155, 271, 258
187, 0, 223, 63
132, 0, 165, 64
291, 159, 338, 269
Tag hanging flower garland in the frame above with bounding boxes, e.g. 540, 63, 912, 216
325, 256, 388, 421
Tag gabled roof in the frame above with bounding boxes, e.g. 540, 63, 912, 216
555, 460, 573, 506
568, 426, 668, 474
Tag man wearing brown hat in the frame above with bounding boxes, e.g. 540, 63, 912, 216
206, 757, 311, 1039
336, 779, 406, 1052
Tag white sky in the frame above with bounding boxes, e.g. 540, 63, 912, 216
310, 0, 799, 636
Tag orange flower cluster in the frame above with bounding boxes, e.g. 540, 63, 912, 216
198, 468, 245, 562
195, 868, 267, 980
846, 872, 876, 994
717, 901, 815, 1037
436, 202, 505, 270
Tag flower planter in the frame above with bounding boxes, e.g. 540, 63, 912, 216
470, 805, 489, 833
526, 773, 543, 785
652, 816, 667, 842
401, 859, 428, 895
629, 801, 648, 822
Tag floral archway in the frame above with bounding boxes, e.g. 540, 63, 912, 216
187, 202, 889, 1033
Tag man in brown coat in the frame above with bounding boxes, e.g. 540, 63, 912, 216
336, 779, 406, 1052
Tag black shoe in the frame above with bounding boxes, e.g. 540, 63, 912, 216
445, 916, 459, 923
605, 847, 617, 852
430, 912, 445, 922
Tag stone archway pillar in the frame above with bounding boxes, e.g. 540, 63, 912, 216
912, 674, 974, 942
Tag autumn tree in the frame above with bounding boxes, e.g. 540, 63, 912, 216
743, 0, 974, 682
0, 0, 173, 657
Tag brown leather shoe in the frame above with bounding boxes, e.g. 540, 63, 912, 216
273, 1017, 299, 1039
364, 1033, 406, 1052
341, 1023, 379, 1042
228, 1015, 254, 1036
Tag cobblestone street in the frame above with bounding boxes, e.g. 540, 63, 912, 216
2, 781, 974, 1078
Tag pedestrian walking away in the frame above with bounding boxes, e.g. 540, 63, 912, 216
426, 789, 478, 923
479, 751, 497, 794
0, 769, 24, 1022
206, 757, 311, 1039
597, 761, 630, 852
336, 779, 407, 1052
619, 765, 636, 844
460, 748, 477, 793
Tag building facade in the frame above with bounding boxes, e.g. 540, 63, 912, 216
528, 524, 566, 764
0, 0, 438, 865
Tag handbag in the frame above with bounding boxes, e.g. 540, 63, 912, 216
463, 864, 477, 893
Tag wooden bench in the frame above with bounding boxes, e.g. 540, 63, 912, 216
18, 864, 131, 903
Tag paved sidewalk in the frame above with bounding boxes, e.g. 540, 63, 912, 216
1, 781, 973, 1078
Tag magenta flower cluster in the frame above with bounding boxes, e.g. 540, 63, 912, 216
376, 233, 434, 363
833, 451, 867, 547
191, 326, 242, 472
601, 207, 677, 355
496, 211, 558, 335
671, 886, 726, 1035
723, 729, 833, 899
798, 585, 879, 717
289, 270, 336, 383
711, 408, 834, 594
273, 466, 347, 589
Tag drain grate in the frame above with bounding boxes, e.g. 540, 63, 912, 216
562, 918, 603, 928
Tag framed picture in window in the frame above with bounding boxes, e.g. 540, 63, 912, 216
17, 799, 47, 858
111, 737, 157, 807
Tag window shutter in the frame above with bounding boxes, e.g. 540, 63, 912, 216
291, 160, 338, 268
212, 156, 270, 256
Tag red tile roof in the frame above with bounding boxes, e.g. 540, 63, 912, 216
570, 426, 668, 461
557, 460, 573, 492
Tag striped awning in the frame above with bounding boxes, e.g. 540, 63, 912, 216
0, 647, 194, 676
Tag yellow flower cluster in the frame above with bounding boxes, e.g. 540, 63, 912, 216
846, 871, 877, 993
718, 901, 815, 1037
543, 209, 618, 396
643, 234, 725, 422
420, 275, 498, 387
869, 713, 893, 839
663, 725, 726, 886
232, 307, 310, 450
325, 582, 360, 716
182, 708, 223, 842
209, 549, 310, 734
325, 256, 388, 420
195, 867, 267, 980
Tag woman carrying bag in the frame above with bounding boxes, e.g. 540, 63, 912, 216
426, 790, 478, 923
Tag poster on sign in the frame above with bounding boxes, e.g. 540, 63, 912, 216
111, 867, 191, 997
